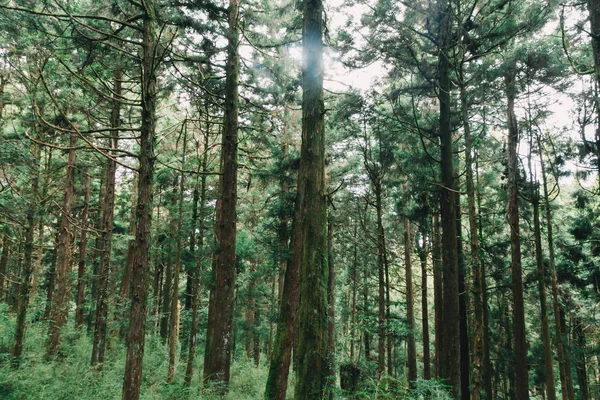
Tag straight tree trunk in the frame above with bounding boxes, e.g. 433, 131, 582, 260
433, 213, 443, 378
46, 131, 77, 357
121, 4, 158, 398
456, 191, 470, 400
0, 231, 10, 302
404, 217, 417, 385
118, 173, 137, 341
461, 78, 485, 400
11, 142, 39, 367
538, 134, 573, 400
574, 318, 589, 400
75, 173, 91, 328
326, 218, 336, 397
438, 0, 460, 393
505, 65, 529, 400
532, 195, 556, 400
91, 67, 121, 367
375, 188, 386, 376
203, 0, 240, 388
184, 127, 210, 386
167, 131, 187, 383
293, 0, 329, 395
476, 152, 493, 400
417, 231, 431, 380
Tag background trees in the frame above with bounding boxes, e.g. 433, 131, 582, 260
1, 0, 600, 399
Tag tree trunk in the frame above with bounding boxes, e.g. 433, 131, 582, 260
461, 77, 485, 400
456, 191, 470, 400
121, 4, 158, 398
11, 142, 39, 367
184, 126, 209, 386
0, 231, 10, 302
417, 231, 431, 380
405, 218, 417, 385
438, 0, 460, 393
374, 187, 386, 376
293, 0, 329, 395
476, 152, 493, 400
539, 134, 573, 400
167, 129, 187, 383
75, 173, 91, 328
433, 213, 442, 379
532, 191, 556, 400
203, 0, 240, 388
118, 173, 137, 341
91, 67, 121, 367
505, 65, 529, 400
326, 218, 336, 397
46, 131, 77, 357
574, 318, 589, 400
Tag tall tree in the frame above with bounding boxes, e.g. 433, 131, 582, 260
203, 0, 240, 388
293, 0, 329, 396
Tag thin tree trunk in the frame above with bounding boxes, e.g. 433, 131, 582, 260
91, 67, 121, 367
121, 4, 158, 398
418, 231, 431, 380
538, 134, 573, 400
11, 142, 39, 367
46, 131, 77, 357
461, 77, 485, 400
574, 317, 589, 400
476, 149, 493, 400
118, 173, 137, 341
526, 146, 556, 400
75, 173, 91, 328
433, 213, 443, 379
326, 219, 336, 397
203, 0, 240, 388
374, 187, 386, 376
456, 191, 470, 400
167, 129, 187, 383
405, 217, 417, 385
184, 127, 209, 386
505, 65, 529, 400
0, 232, 10, 302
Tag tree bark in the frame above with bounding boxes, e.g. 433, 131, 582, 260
293, 0, 329, 396
417, 230, 431, 380
91, 67, 121, 367
11, 142, 39, 367
46, 130, 77, 357
203, 0, 240, 388
405, 217, 417, 385
75, 173, 91, 328
0, 231, 10, 302
538, 134, 573, 400
167, 131, 187, 383
461, 77, 485, 400
121, 4, 158, 398
505, 65, 529, 400
433, 213, 443, 379
184, 125, 209, 386
574, 317, 589, 400
438, 0, 460, 393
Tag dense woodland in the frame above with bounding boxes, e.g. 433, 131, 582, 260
0, 0, 600, 399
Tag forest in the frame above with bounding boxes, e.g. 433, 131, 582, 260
0, 0, 599, 399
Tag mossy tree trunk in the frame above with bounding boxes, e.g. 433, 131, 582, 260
203, 0, 240, 388
293, 0, 329, 396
